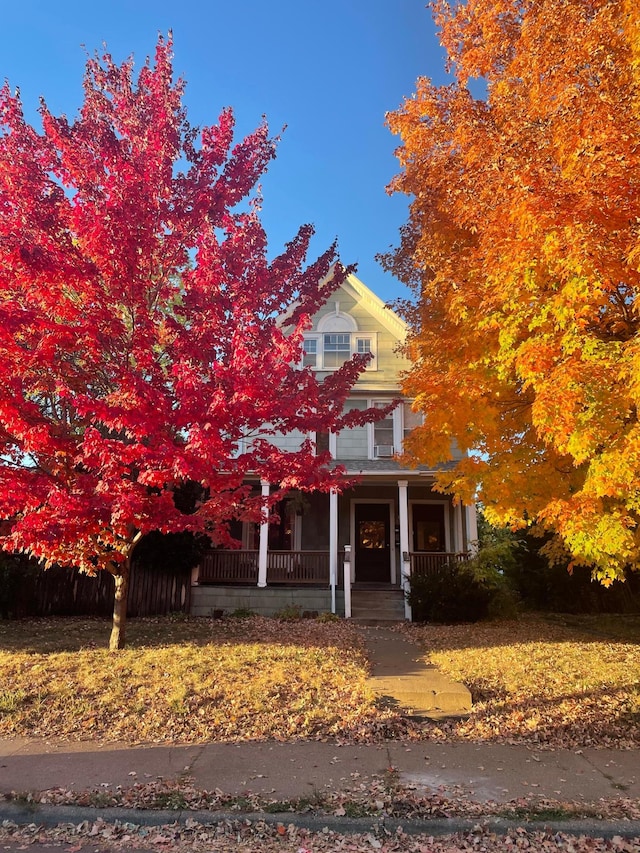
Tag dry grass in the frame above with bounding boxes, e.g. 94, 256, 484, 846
1, 613, 639, 748
402, 614, 640, 748
0, 615, 378, 743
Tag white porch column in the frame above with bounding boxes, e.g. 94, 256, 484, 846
257, 480, 270, 588
329, 489, 338, 614
398, 480, 411, 620
454, 501, 464, 553
343, 545, 352, 618
466, 504, 479, 554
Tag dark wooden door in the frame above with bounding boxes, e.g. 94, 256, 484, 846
354, 503, 391, 583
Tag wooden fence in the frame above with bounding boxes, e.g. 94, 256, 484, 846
5, 562, 191, 619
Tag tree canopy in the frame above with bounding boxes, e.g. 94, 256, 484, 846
385, 0, 640, 582
0, 37, 379, 647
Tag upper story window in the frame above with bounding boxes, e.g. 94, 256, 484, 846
302, 332, 377, 370
323, 333, 351, 368
403, 402, 424, 447
302, 337, 318, 368
356, 337, 372, 356
372, 400, 395, 458
301, 305, 377, 371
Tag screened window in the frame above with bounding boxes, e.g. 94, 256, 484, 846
315, 431, 330, 455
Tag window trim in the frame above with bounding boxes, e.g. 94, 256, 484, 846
302, 332, 377, 371
368, 399, 396, 460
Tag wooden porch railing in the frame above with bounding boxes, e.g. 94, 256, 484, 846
198, 550, 331, 586
267, 551, 330, 585
409, 551, 469, 577
199, 550, 259, 584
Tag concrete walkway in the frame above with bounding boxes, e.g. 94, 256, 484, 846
0, 623, 639, 838
359, 626, 472, 716
1, 737, 639, 805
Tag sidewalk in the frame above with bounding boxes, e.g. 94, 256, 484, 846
0, 625, 639, 838
1, 738, 640, 842
1, 737, 639, 804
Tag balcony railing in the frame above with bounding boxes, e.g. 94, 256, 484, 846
409, 551, 469, 577
198, 550, 331, 586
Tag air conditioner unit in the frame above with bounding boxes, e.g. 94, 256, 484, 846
374, 445, 395, 458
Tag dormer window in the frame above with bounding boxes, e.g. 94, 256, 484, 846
302, 310, 377, 371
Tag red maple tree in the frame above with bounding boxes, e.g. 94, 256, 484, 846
0, 37, 378, 648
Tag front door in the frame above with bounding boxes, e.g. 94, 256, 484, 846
354, 503, 391, 583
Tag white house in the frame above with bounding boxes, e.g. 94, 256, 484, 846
190, 274, 478, 621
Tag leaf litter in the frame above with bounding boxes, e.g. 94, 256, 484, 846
1, 616, 640, 850
1, 819, 640, 852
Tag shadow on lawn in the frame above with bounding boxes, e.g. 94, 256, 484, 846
403, 615, 640, 653
0, 614, 365, 655
446, 681, 640, 746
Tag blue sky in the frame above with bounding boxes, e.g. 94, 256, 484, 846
1, 1, 449, 304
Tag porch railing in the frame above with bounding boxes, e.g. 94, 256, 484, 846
409, 551, 469, 577
198, 550, 331, 586
199, 550, 259, 584
267, 551, 330, 585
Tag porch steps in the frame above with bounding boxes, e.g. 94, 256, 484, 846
350, 587, 406, 623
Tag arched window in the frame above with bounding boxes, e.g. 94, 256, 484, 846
302, 307, 377, 370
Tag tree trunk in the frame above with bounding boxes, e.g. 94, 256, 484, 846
109, 561, 130, 651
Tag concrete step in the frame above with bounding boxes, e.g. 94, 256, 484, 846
372, 679, 472, 714
350, 589, 406, 623
351, 604, 405, 616
359, 626, 473, 718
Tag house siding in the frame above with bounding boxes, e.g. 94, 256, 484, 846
192, 273, 476, 621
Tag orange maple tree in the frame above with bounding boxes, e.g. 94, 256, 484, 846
385, 0, 640, 581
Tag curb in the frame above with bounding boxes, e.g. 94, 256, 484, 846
2, 803, 640, 840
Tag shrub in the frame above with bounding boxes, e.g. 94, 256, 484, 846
274, 604, 303, 621
408, 562, 489, 623
408, 552, 518, 624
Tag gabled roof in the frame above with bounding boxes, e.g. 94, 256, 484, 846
278, 267, 408, 342
338, 273, 408, 342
